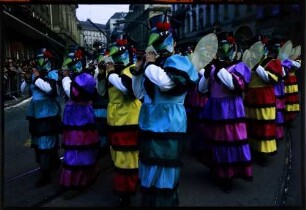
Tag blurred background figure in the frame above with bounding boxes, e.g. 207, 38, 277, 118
92, 49, 110, 158
281, 44, 301, 126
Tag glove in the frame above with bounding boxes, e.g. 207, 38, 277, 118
213, 59, 223, 83
203, 60, 214, 78
252, 63, 260, 72
214, 58, 223, 71
260, 56, 273, 68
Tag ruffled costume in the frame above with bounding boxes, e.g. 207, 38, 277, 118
244, 59, 283, 154
198, 62, 253, 180
60, 72, 100, 189
22, 70, 61, 173
107, 64, 142, 198
133, 55, 198, 206
282, 59, 301, 123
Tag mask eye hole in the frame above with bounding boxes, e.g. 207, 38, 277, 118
160, 31, 169, 37
44, 58, 48, 62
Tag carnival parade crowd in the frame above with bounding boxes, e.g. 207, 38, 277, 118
17, 14, 301, 207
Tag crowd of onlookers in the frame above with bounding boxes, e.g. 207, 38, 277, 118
3, 58, 33, 100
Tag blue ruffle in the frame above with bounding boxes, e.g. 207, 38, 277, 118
31, 135, 58, 149
139, 103, 187, 132
27, 99, 61, 118
94, 108, 107, 118
139, 162, 181, 189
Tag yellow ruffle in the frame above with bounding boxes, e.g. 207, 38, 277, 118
250, 138, 277, 153
286, 103, 300, 112
110, 147, 139, 169
245, 107, 276, 120
107, 100, 141, 126
284, 84, 298, 94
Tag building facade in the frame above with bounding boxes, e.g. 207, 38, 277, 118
79, 20, 108, 59
103, 4, 302, 53
2, 4, 80, 99
171, 4, 302, 52
105, 12, 127, 44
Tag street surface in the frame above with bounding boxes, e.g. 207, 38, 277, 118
2, 96, 304, 208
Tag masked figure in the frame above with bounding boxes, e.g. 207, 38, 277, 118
132, 14, 198, 206
105, 35, 142, 206
197, 32, 252, 193
20, 48, 61, 187
59, 46, 100, 199
281, 46, 301, 124
244, 36, 283, 166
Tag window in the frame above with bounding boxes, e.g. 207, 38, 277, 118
206, 5, 211, 27
214, 5, 219, 24
224, 5, 229, 20
199, 8, 204, 29
234, 5, 240, 17
246, 5, 252, 12
192, 11, 197, 31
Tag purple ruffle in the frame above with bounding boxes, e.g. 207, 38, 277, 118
213, 144, 252, 163
199, 122, 247, 141
63, 130, 99, 145
63, 149, 98, 166
274, 83, 285, 96
275, 111, 285, 124
60, 164, 100, 187
215, 165, 252, 178
63, 103, 95, 126
198, 96, 245, 120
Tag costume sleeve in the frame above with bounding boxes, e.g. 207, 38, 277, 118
282, 67, 286, 77
291, 60, 301, 69
256, 65, 271, 83
132, 74, 145, 99
33, 77, 53, 94
108, 73, 128, 94
144, 64, 175, 91
216, 68, 235, 90
20, 80, 28, 94
94, 67, 99, 79
96, 78, 107, 96
62, 76, 72, 98
198, 75, 209, 94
